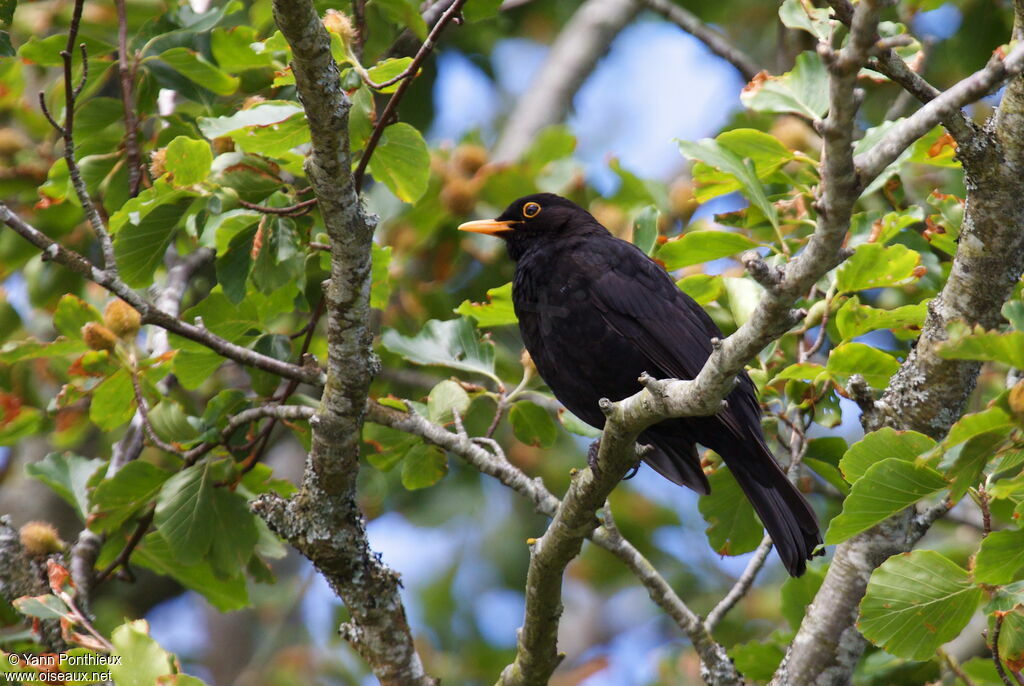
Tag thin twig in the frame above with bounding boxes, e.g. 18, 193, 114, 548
114, 0, 142, 196
639, 0, 760, 81
993, 613, 1016, 686
94, 508, 154, 586
0, 204, 323, 386
238, 196, 318, 216
940, 649, 978, 686
45, 0, 118, 272
353, 0, 469, 191
128, 357, 184, 456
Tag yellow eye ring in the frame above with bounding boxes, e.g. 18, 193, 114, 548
523, 202, 541, 218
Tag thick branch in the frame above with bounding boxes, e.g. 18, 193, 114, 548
492, 0, 640, 162
365, 400, 736, 684
250, 2, 434, 685
639, 0, 759, 81
780, 10, 1024, 684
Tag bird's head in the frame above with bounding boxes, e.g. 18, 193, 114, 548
458, 193, 601, 260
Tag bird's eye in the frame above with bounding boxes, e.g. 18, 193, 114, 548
522, 202, 541, 218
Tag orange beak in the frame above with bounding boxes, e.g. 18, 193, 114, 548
457, 219, 515, 235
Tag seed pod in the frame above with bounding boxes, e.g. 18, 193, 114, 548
82, 322, 118, 352
104, 299, 141, 339
452, 144, 488, 177
1009, 380, 1024, 422
19, 521, 64, 556
323, 9, 358, 46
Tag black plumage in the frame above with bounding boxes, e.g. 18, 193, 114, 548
459, 193, 821, 576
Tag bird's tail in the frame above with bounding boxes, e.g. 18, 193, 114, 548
724, 442, 821, 577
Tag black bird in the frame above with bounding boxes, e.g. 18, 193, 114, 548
459, 193, 821, 576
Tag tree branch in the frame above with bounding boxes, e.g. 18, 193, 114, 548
365, 400, 737, 684
353, 0, 469, 191
855, 42, 1024, 184
249, 2, 435, 684
114, 0, 142, 196
779, 5, 1024, 682
639, 0, 759, 81
492, 0, 641, 162
0, 204, 322, 386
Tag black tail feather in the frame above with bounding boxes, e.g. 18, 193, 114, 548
725, 443, 822, 577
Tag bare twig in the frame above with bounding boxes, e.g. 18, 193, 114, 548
639, 0, 760, 81
114, 0, 142, 196
353, 0, 469, 191
94, 508, 154, 586
128, 357, 184, 456
993, 613, 1016, 686
0, 204, 323, 386
238, 196, 318, 216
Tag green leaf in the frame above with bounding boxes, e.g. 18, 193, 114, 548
942, 430, 1006, 502
835, 297, 927, 342
110, 619, 175, 686
164, 136, 213, 187
13, 594, 71, 621
366, 57, 413, 93
0, 405, 42, 446
148, 400, 201, 445
53, 294, 102, 340
945, 406, 1014, 448
976, 529, 1024, 585
371, 243, 393, 310
210, 25, 272, 72
825, 459, 946, 544
455, 282, 518, 327
558, 408, 602, 439
678, 139, 779, 230
26, 452, 105, 520
826, 342, 900, 388
859, 550, 982, 660
400, 443, 448, 490
363, 423, 418, 472
427, 380, 470, 423
691, 129, 795, 201
723, 276, 764, 327
838, 427, 936, 484
740, 51, 829, 119
770, 362, 828, 383
632, 206, 659, 256
154, 463, 215, 565
835, 243, 921, 292
0, 337, 87, 363
699, 467, 763, 556
133, 533, 249, 611
509, 401, 557, 448
781, 565, 825, 629
462, 0, 503, 21
157, 47, 239, 96
381, 318, 499, 384
525, 125, 576, 168
207, 488, 259, 576
728, 639, 785, 681
939, 326, 1024, 369
657, 230, 759, 270
676, 274, 723, 305
198, 102, 303, 138
89, 461, 172, 534
779, 0, 831, 39
112, 184, 195, 287
90, 368, 137, 431
996, 610, 1024, 674
366, 122, 430, 203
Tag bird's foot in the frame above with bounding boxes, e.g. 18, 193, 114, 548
587, 439, 601, 479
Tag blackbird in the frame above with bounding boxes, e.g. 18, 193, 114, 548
459, 193, 821, 576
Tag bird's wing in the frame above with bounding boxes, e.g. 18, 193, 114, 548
582, 237, 763, 439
